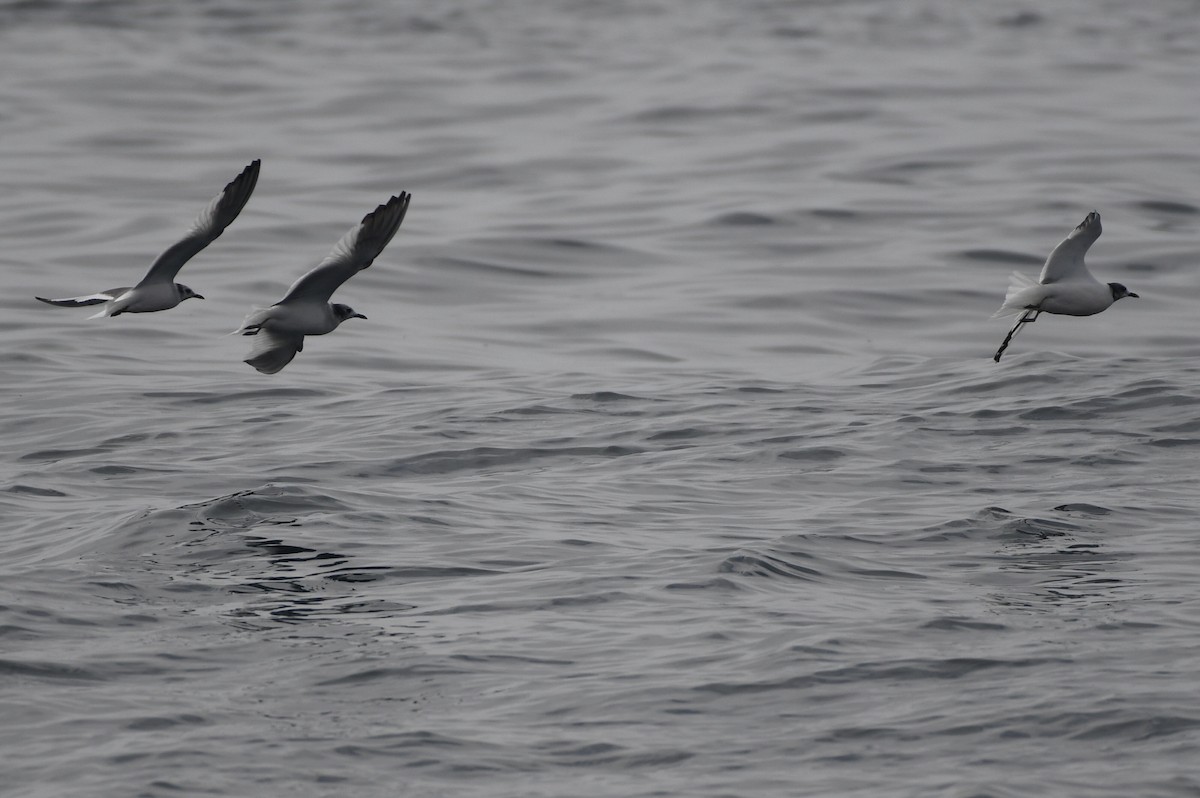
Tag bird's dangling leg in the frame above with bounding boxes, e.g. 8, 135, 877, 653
993, 309, 1040, 363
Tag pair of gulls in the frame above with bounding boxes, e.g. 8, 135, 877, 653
36, 161, 1137, 368
35, 160, 411, 374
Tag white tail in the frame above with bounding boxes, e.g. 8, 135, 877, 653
992, 271, 1040, 318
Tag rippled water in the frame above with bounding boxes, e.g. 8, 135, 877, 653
3, 1, 1200, 796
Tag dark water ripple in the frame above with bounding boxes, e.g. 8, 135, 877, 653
6, 355, 1197, 795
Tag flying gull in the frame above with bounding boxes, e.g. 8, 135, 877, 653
992, 211, 1138, 362
236, 192, 410, 374
36, 159, 261, 318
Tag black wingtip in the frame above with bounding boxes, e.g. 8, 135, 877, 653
382, 192, 410, 212
243, 158, 261, 185
229, 159, 261, 192
389, 191, 411, 226
361, 191, 411, 229
216, 159, 261, 220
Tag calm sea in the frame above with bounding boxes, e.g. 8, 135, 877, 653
2, 1, 1200, 796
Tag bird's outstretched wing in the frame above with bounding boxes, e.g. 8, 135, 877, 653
243, 328, 305, 375
35, 288, 130, 307
136, 159, 261, 287
279, 192, 410, 305
1038, 210, 1101, 284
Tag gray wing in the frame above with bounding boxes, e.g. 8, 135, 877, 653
244, 328, 305, 375
36, 288, 130, 307
136, 159, 261, 287
278, 192, 410, 305
1038, 210, 1101, 284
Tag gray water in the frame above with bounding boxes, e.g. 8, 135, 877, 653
3, 1, 1200, 796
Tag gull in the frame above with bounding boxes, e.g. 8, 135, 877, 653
992, 211, 1138, 362
236, 192, 410, 375
36, 159, 261, 318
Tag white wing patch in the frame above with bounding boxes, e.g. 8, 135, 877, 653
35, 292, 116, 307
1039, 211, 1102, 284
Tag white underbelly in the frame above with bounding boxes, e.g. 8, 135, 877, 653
1040, 282, 1112, 316
266, 302, 338, 335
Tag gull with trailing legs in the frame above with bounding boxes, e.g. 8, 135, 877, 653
992, 211, 1138, 362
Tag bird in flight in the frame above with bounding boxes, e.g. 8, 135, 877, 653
236, 192, 410, 375
992, 211, 1138, 362
36, 159, 261, 318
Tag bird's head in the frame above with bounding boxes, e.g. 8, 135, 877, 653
177, 284, 205, 302
1108, 282, 1139, 301
333, 303, 367, 322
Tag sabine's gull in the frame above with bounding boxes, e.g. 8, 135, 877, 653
236, 192, 410, 375
36, 159, 261, 318
993, 211, 1138, 362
